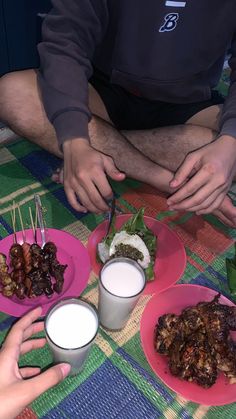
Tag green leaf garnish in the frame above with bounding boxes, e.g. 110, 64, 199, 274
98, 208, 157, 281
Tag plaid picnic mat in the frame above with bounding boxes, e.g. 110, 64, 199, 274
0, 68, 235, 419
0, 136, 236, 419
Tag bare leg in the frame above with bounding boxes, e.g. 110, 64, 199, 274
0, 70, 218, 170
0, 70, 215, 191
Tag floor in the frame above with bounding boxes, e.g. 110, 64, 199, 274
0, 125, 17, 145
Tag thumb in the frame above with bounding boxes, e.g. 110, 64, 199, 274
22, 363, 71, 404
104, 157, 126, 181
170, 154, 196, 188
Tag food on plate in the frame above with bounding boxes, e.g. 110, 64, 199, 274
0, 241, 67, 300
97, 208, 157, 280
0, 253, 16, 297
154, 294, 236, 388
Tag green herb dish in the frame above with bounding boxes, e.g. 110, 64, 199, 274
97, 208, 157, 281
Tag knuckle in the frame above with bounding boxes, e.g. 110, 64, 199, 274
186, 152, 196, 161
76, 170, 86, 182
203, 163, 217, 176
70, 177, 79, 189
105, 155, 113, 164
217, 174, 228, 187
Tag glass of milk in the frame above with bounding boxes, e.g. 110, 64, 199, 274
45, 298, 99, 376
98, 257, 146, 330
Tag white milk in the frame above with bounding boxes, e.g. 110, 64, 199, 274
99, 258, 146, 330
46, 303, 98, 349
101, 261, 145, 297
45, 299, 99, 376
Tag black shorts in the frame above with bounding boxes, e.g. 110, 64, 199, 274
90, 69, 224, 131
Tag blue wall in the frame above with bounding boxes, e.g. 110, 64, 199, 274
0, 0, 51, 76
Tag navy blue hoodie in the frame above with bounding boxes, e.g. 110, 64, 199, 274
38, 0, 236, 147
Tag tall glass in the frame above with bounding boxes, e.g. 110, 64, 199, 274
45, 298, 99, 376
98, 257, 146, 331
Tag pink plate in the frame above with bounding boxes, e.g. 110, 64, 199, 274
88, 214, 186, 295
0, 228, 91, 317
140, 284, 236, 406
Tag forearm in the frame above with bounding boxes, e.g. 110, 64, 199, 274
38, 0, 109, 146
219, 33, 236, 139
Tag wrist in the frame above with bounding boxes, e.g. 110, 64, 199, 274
63, 137, 90, 152
217, 134, 236, 146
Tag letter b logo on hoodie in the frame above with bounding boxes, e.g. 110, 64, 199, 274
159, 13, 179, 32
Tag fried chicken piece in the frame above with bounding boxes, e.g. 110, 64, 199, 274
197, 297, 236, 381
154, 314, 180, 355
154, 294, 236, 388
226, 306, 236, 331
169, 332, 217, 388
180, 306, 204, 333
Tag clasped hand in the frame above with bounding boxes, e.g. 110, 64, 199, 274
0, 307, 70, 419
63, 139, 125, 213
167, 135, 236, 226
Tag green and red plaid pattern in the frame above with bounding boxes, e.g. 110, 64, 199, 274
0, 73, 235, 419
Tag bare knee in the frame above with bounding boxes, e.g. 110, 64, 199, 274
0, 69, 52, 140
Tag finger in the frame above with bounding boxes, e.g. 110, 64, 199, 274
175, 185, 226, 212
215, 195, 236, 225
213, 209, 235, 227
195, 193, 225, 215
93, 174, 113, 201
169, 154, 198, 188
20, 338, 46, 356
22, 321, 44, 342
64, 186, 87, 213
3, 307, 43, 351
76, 183, 106, 213
167, 169, 210, 207
211, 195, 236, 227
21, 363, 71, 404
20, 367, 41, 378
87, 180, 110, 212
103, 157, 125, 182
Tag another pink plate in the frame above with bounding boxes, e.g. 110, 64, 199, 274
0, 228, 91, 317
140, 284, 236, 406
88, 214, 186, 295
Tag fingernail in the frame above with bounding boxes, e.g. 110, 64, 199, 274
34, 306, 42, 312
60, 363, 71, 378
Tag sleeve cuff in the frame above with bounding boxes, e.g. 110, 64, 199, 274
53, 111, 90, 149
220, 118, 236, 140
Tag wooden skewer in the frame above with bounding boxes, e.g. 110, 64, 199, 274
34, 205, 38, 244
29, 207, 37, 243
10, 201, 17, 243
17, 203, 26, 242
